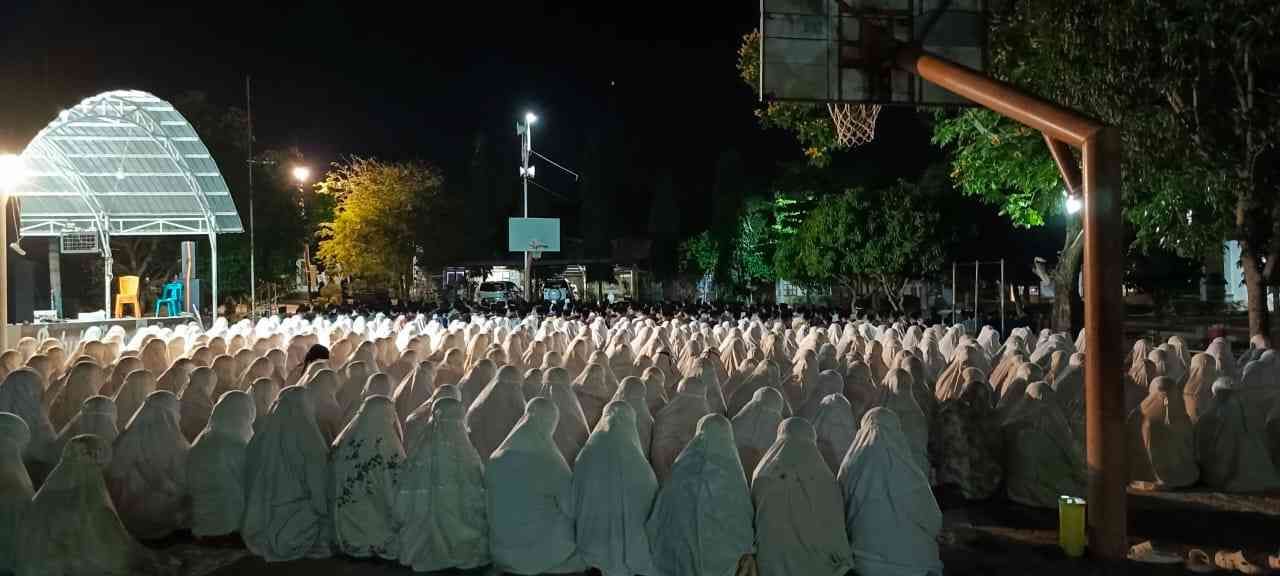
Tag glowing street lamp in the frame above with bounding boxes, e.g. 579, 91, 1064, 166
0, 154, 23, 191
1065, 194, 1083, 215
524, 112, 538, 125
292, 165, 311, 184
0, 153, 24, 351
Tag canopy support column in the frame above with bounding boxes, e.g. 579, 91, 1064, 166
101, 228, 112, 319
209, 232, 218, 321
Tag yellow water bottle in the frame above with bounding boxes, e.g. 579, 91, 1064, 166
1058, 495, 1087, 557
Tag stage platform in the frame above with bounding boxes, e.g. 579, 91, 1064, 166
4, 315, 196, 343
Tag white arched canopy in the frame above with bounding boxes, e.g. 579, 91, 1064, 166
15, 90, 243, 318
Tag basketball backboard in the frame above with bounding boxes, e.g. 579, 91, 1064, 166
761, 0, 988, 105
508, 217, 561, 253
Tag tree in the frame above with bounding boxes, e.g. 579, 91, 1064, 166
679, 195, 779, 302
780, 177, 945, 314
931, 0, 1280, 335
737, 30, 844, 167
316, 157, 444, 300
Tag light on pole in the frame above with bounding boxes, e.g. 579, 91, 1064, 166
1065, 188, 1083, 215
293, 165, 314, 307
0, 153, 26, 351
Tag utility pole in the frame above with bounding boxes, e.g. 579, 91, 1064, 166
519, 113, 534, 303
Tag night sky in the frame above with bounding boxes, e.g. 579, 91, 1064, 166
0, 0, 1055, 271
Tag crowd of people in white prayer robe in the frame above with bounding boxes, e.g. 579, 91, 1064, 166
0, 310, 1277, 576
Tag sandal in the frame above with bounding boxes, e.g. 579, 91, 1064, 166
1187, 549, 1215, 574
1215, 550, 1265, 575
1128, 541, 1182, 565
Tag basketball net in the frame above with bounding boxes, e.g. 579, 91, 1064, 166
827, 102, 882, 148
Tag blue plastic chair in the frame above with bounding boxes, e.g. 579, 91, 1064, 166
154, 281, 184, 317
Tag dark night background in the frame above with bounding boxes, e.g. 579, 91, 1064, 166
0, 0, 1056, 282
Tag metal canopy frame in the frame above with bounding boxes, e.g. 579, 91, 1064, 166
15, 90, 244, 319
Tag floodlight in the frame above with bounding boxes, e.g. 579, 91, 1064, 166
525, 112, 538, 125
292, 165, 312, 184
0, 154, 24, 191
1065, 194, 1083, 215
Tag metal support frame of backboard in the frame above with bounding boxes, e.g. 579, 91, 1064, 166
760, 1, 1128, 556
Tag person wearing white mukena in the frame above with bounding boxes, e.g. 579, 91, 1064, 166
331, 395, 404, 559
647, 413, 754, 576
839, 408, 942, 576
0, 413, 32, 573
486, 397, 584, 575
750, 417, 852, 576
396, 397, 489, 571
107, 390, 189, 540
573, 401, 658, 576
188, 390, 255, 539
242, 386, 332, 561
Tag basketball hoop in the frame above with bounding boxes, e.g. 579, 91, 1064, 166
827, 102, 882, 148
528, 240, 546, 260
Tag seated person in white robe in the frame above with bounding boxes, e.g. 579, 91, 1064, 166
796, 369, 845, 422
248, 377, 280, 435
403, 384, 458, 450
838, 408, 942, 576
647, 413, 754, 576
611, 376, 655, 458
0, 368, 57, 485
877, 368, 930, 474
466, 365, 527, 463
1195, 378, 1280, 492
114, 369, 155, 428
55, 395, 118, 456
751, 417, 852, 576
49, 361, 102, 431
1128, 377, 1199, 489
242, 385, 332, 561
652, 376, 712, 483
392, 361, 434, 423
396, 397, 489, 572
573, 401, 658, 576
106, 390, 189, 539
521, 368, 543, 400
16, 434, 176, 576
1002, 382, 1086, 508
304, 369, 344, 444
813, 393, 858, 474
458, 359, 497, 410
188, 390, 255, 539
332, 395, 404, 559
541, 367, 590, 465
0, 413, 32, 573
486, 397, 584, 575
178, 367, 216, 442
572, 363, 614, 430
731, 386, 785, 481
929, 370, 1003, 501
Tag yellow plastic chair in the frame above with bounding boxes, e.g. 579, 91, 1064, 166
114, 275, 141, 318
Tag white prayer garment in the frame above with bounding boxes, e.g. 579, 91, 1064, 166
1195, 378, 1280, 492
877, 368, 930, 474
813, 393, 858, 474
337, 361, 370, 415
404, 384, 459, 450
17, 434, 175, 576
573, 401, 658, 576
54, 395, 118, 458
1127, 377, 1198, 489
396, 397, 489, 572
458, 359, 497, 410
48, 361, 101, 431
542, 367, 590, 465
572, 363, 614, 431
486, 397, 584, 575
796, 369, 845, 422
751, 418, 852, 576
178, 366, 216, 442
838, 408, 942, 576
188, 390, 255, 538
646, 413, 754, 576
107, 390, 190, 539
392, 361, 434, 423
1003, 382, 1086, 508
521, 368, 543, 400
731, 386, 785, 482
248, 377, 280, 435
0, 413, 32, 573
332, 395, 405, 559
0, 369, 57, 484
1183, 353, 1218, 423
242, 385, 333, 561
611, 376, 655, 458
652, 376, 712, 484
466, 365, 527, 463
305, 369, 344, 444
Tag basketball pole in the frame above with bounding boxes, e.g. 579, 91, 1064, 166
520, 114, 533, 305
896, 46, 1128, 561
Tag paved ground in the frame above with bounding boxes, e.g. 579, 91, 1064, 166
151, 487, 1279, 576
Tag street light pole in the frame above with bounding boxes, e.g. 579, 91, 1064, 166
0, 153, 24, 352
292, 165, 313, 308
520, 113, 535, 303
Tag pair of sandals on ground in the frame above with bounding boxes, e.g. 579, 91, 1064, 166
1129, 541, 1280, 574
